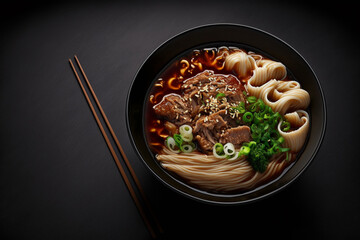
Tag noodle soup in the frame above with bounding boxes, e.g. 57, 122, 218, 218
145, 46, 310, 193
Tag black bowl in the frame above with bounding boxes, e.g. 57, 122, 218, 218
126, 24, 326, 205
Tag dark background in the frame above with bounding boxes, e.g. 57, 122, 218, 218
1, 0, 359, 239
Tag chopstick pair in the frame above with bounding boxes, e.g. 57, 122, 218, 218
69, 55, 163, 239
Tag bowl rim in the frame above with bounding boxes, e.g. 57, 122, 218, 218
126, 23, 327, 205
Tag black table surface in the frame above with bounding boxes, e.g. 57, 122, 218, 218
1, 1, 359, 239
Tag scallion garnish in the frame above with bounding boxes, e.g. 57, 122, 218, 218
238, 95, 290, 172
173, 134, 183, 148
213, 143, 226, 158
216, 92, 226, 99
247, 96, 257, 104
281, 121, 291, 132
231, 101, 246, 113
165, 125, 196, 153
242, 112, 253, 123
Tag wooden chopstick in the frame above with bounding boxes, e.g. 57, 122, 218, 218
69, 57, 158, 239
73, 55, 163, 233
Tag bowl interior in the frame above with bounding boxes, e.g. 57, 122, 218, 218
126, 24, 326, 204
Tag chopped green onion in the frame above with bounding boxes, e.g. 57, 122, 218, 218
239, 146, 250, 156
248, 141, 257, 148
224, 143, 235, 156
247, 96, 257, 104
181, 134, 193, 142
249, 103, 258, 112
281, 121, 291, 132
235, 95, 292, 172
278, 147, 290, 153
253, 113, 263, 124
214, 143, 224, 153
165, 125, 197, 153
213, 143, 226, 159
232, 101, 246, 114
257, 99, 265, 111
216, 92, 226, 99
212, 142, 252, 160
264, 113, 271, 119
173, 134, 183, 148
242, 112, 253, 123
181, 144, 194, 153
179, 124, 192, 135
165, 137, 180, 153
179, 124, 194, 142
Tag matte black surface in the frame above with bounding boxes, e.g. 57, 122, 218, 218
1, 1, 359, 239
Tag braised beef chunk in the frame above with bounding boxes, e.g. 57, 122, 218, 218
182, 70, 245, 107
153, 94, 192, 125
193, 110, 227, 152
219, 126, 251, 148
195, 135, 213, 153
194, 110, 228, 134
154, 70, 252, 153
